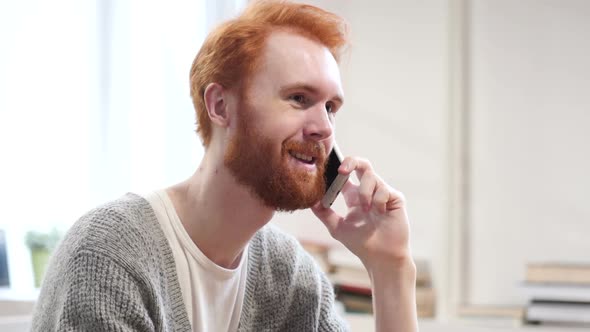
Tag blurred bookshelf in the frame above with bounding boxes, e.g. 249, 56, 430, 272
299, 239, 436, 318
300, 238, 590, 330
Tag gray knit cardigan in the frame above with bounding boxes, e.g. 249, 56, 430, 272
31, 193, 348, 331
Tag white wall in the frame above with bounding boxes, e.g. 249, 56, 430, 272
273, 0, 590, 312
468, 0, 590, 305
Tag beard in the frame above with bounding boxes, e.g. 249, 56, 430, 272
224, 104, 328, 212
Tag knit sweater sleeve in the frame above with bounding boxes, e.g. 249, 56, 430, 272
33, 249, 157, 331
31, 194, 191, 332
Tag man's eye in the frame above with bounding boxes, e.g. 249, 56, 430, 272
290, 94, 306, 104
325, 102, 335, 113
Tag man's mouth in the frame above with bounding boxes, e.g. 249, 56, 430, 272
288, 150, 316, 165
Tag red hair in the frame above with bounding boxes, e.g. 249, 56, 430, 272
189, 0, 349, 147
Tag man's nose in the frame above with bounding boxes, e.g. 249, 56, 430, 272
302, 103, 333, 141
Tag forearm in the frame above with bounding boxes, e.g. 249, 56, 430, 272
369, 258, 418, 332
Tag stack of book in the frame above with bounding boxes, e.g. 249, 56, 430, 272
326, 248, 435, 317
523, 262, 590, 326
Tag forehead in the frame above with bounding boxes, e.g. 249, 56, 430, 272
250, 30, 343, 97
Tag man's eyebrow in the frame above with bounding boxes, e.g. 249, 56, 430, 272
279, 83, 344, 104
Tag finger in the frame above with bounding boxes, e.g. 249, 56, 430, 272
373, 183, 390, 214
339, 157, 374, 180
357, 170, 378, 211
340, 179, 360, 207
311, 202, 344, 236
386, 187, 407, 211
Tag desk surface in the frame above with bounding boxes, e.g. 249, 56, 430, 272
0, 314, 588, 332
1, 309, 588, 331
346, 314, 590, 332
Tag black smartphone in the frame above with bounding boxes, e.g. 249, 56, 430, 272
321, 144, 349, 208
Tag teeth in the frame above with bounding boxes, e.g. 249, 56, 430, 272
291, 152, 313, 162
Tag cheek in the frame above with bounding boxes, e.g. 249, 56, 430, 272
244, 99, 308, 143
261, 114, 303, 140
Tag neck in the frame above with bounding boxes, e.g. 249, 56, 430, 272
166, 153, 275, 269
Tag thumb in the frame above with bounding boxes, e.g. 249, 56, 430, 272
311, 202, 343, 236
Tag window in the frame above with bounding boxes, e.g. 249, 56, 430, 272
0, 0, 245, 296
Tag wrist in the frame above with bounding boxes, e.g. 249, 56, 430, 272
366, 255, 416, 286
368, 256, 419, 332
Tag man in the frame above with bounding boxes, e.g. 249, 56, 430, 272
32, 1, 418, 331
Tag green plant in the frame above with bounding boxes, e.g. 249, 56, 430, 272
25, 228, 61, 251
25, 228, 62, 287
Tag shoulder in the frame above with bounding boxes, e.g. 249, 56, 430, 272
73, 192, 157, 236
54, 193, 167, 271
252, 223, 301, 251
249, 223, 324, 287
251, 223, 310, 266
33, 193, 188, 331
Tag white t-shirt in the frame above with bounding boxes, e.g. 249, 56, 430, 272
141, 190, 249, 332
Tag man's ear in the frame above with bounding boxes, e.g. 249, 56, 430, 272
203, 82, 231, 128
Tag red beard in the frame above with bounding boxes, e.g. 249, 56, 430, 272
224, 105, 327, 212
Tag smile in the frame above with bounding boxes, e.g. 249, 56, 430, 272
288, 151, 316, 165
